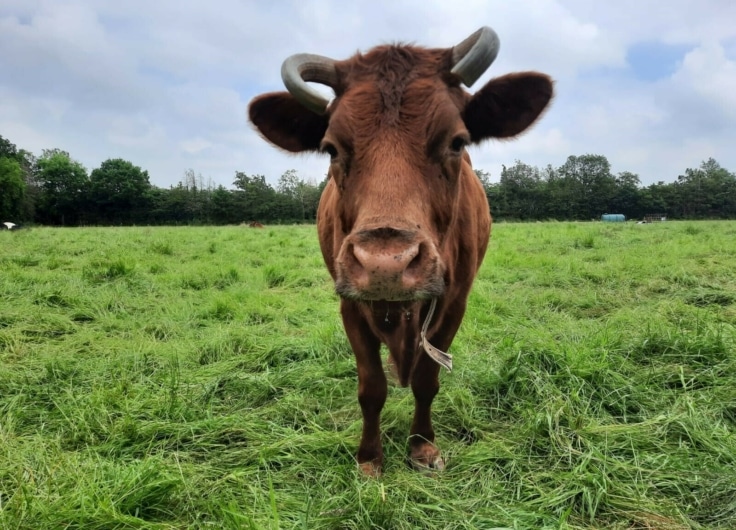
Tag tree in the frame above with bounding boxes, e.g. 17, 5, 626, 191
675, 158, 736, 218
15, 149, 39, 220
0, 135, 38, 221
209, 185, 239, 224
544, 163, 580, 220
0, 157, 25, 220
473, 169, 498, 215
499, 161, 545, 220
641, 181, 677, 218
474, 169, 492, 190
89, 158, 152, 224
173, 169, 213, 222
35, 150, 89, 225
155, 184, 195, 224
233, 172, 277, 222
275, 169, 303, 220
276, 169, 324, 221
0, 135, 19, 160
556, 154, 617, 219
300, 178, 325, 221
610, 171, 643, 219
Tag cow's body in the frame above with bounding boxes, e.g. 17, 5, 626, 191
249, 27, 552, 474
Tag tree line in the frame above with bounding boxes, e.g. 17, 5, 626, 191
481, 154, 736, 221
0, 134, 325, 226
2, 134, 735, 225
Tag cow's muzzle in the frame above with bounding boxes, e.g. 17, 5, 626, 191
335, 227, 445, 301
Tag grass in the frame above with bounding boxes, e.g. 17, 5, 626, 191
0, 221, 735, 529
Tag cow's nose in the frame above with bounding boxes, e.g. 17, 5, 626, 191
351, 240, 422, 279
343, 227, 433, 295
335, 226, 443, 300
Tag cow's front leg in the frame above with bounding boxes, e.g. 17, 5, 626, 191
409, 300, 466, 471
341, 301, 387, 476
409, 351, 443, 471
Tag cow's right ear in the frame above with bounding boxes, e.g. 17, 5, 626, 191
248, 92, 329, 153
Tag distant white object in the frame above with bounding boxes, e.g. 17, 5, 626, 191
3, 222, 16, 230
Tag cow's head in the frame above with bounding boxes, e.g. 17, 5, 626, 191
249, 27, 552, 302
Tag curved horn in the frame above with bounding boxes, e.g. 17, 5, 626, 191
451, 26, 500, 87
281, 53, 338, 115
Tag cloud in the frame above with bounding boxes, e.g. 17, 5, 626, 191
670, 40, 736, 122
0, 2, 152, 111
0, 0, 734, 189
180, 138, 213, 155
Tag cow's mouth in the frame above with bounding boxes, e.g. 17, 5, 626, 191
334, 275, 445, 302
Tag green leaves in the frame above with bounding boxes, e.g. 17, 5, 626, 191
0, 156, 25, 219
89, 158, 152, 224
36, 150, 89, 225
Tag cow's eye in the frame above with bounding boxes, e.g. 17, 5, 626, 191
449, 135, 468, 154
321, 142, 339, 159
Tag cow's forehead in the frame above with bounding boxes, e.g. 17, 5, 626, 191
328, 77, 466, 143
337, 45, 451, 88
331, 46, 461, 116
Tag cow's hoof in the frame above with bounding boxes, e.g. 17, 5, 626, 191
409, 443, 445, 473
358, 461, 382, 477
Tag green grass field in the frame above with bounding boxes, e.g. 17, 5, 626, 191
1, 221, 735, 529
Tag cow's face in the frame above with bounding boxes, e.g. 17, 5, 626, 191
249, 28, 553, 302
319, 75, 469, 301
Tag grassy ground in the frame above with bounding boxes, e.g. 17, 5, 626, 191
1, 221, 735, 529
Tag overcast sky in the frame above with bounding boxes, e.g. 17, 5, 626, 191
1, 0, 735, 189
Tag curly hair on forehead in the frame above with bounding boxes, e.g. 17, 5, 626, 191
338, 45, 453, 115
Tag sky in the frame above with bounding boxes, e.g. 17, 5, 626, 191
1, 0, 735, 189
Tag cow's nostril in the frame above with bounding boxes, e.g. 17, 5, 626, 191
405, 246, 423, 273
351, 243, 370, 271
347, 243, 367, 274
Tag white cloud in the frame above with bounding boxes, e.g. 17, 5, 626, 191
105, 115, 167, 149
180, 138, 213, 155
670, 40, 736, 120
558, 0, 736, 44
0, 0, 734, 189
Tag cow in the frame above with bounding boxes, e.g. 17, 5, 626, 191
248, 26, 553, 475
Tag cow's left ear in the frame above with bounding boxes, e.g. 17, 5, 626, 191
463, 72, 553, 142
249, 92, 329, 153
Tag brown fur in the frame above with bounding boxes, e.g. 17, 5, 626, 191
249, 38, 553, 474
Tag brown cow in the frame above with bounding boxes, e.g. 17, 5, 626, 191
249, 27, 552, 475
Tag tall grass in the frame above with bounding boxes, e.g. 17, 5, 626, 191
0, 221, 734, 529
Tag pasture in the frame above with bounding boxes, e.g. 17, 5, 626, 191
1, 221, 735, 529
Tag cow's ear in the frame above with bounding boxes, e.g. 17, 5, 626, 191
249, 92, 329, 152
463, 72, 553, 142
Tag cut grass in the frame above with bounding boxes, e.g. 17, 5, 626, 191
0, 221, 735, 528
